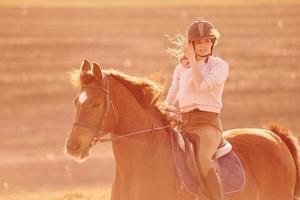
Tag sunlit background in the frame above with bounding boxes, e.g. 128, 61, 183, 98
0, 0, 299, 199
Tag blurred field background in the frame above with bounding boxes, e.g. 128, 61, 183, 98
0, 0, 299, 199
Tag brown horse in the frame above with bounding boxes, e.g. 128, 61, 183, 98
65, 59, 300, 200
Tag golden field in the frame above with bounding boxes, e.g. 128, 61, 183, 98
0, 0, 299, 199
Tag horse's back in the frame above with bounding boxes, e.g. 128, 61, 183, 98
223, 128, 296, 200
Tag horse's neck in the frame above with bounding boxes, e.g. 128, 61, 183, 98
111, 106, 173, 169
107, 77, 185, 200
109, 77, 171, 166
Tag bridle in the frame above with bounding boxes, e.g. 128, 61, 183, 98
72, 74, 171, 145
72, 75, 113, 144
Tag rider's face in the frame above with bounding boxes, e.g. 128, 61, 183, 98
192, 39, 213, 57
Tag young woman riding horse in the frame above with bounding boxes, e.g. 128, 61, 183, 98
162, 19, 228, 200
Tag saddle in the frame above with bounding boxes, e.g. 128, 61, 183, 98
171, 128, 245, 196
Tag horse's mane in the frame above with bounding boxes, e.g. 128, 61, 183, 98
70, 69, 169, 124
108, 69, 164, 108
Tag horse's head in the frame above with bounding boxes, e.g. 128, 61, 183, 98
65, 59, 116, 160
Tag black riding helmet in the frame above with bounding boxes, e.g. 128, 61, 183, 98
186, 19, 220, 62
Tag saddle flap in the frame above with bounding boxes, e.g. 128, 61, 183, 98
171, 129, 245, 196
174, 129, 186, 152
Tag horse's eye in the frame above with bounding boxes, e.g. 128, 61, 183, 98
92, 103, 100, 107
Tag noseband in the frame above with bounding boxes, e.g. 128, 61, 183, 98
72, 74, 171, 145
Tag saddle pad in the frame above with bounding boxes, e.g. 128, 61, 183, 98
171, 131, 246, 196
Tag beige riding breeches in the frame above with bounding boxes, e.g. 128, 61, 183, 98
179, 109, 223, 176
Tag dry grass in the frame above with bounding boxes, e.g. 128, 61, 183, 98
0, 187, 110, 200
0, 1, 299, 196
1, 0, 299, 8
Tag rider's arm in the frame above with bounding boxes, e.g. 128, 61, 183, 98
191, 59, 229, 92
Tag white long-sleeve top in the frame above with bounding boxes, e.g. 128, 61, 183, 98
165, 56, 229, 114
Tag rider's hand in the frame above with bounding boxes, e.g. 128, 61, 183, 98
182, 41, 196, 63
179, 56, 190, 68
167, 112, 179, 122
158, 101, 170, 109
158, 101, 178, 112
158, 101, 179, 123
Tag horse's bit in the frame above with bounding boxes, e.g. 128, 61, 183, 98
72, 75, 171, 145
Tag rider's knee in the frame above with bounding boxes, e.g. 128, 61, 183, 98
198, 160, 214, 175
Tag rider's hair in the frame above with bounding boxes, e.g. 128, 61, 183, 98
165, 30, 220, 60
165, 34, 185, 59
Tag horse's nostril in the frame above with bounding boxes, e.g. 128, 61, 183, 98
70, 143, 81, 152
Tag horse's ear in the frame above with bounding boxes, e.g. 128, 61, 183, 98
92, 62, 103, 80
80, 59, 91, 74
